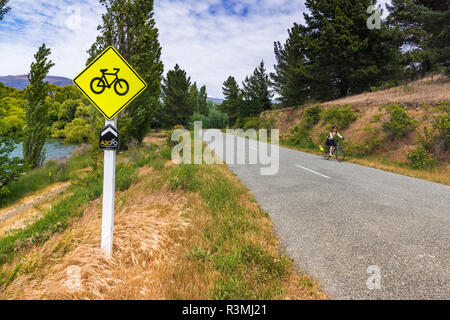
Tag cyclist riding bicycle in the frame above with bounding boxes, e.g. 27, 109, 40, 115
325, 125, 344, 157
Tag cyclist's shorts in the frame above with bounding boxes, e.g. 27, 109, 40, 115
325, 139, 337, 147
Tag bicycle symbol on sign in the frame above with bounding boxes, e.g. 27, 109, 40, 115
90, 68, 129, 96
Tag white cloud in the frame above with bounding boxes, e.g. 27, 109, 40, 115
155, 0, 306, 97
0, 0, 390, 98
0, 0, 103, 81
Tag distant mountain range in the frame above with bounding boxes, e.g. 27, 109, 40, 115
0, 74, 224, 104
0, 75, 73, 90
207, 97, 224, 104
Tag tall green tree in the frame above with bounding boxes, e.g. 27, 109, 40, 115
273, 0, 401, 104
241, 61, 273, 117
23, 44, 54, 168
219, 76, 242, 126
88, 0, 163, 144
0, 0, 9, 21
189, 82, 199, 114
161, 64, 193, 127
198, 85, 209, 116
271, 23, 312, 107
388, 0, 450, 76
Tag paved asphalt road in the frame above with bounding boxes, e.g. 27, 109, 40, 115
202, 130, 450, 299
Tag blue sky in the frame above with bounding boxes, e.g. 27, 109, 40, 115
0, 0, 389, 98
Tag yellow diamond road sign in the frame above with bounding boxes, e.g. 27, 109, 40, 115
73, 46, 147, 120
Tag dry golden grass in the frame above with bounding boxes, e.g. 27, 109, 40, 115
264, 74, 450, 136
0, 170, 192, 300
348, 158, 450, 186
322, 74, 450, 108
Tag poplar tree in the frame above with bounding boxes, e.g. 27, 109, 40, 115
23, 44, 54, 168
198, 85, 209, 116
88, 0, 163, 143
189, 82, 199, 114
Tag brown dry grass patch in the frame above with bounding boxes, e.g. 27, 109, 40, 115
0, 174, 192, 300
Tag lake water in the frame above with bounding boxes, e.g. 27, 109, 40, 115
11, 139, 76, 162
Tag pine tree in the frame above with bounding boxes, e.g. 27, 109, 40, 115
388, 0, 450, 77
241, 61, 273, 116
23, 44, 54, 168
273, 0, 401, 104
88, 0, 163, 144
270, 23, 313, 107
219, 76, 242, 126
198, 85, 208, 116
0, 0, 9, 21
305, 0, 401, 98
161, 64, 193, 127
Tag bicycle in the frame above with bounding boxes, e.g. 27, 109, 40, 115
320, 139, 346, 162
90, 68, 129, 96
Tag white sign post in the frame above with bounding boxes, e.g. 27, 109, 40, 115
101, 117, 117, 256
72, 46, 147, 256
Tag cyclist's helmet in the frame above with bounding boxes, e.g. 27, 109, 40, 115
332, 125, 338, 130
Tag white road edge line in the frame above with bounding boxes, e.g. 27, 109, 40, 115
295, 165, 331, 179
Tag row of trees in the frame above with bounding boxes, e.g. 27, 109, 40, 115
217, 0, 450, 122
0, 0, 167, 196
219, 61, 273, 127
269, 0, 450, 108
0, 0, 24, 196
1, 0, 220, 193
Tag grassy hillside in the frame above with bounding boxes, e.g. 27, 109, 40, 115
262, 75, 450, 185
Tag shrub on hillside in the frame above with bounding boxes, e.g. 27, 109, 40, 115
433, 112, 449, 150
234, 117, 274, 131
321, 105, 357, 129
382, 105, 417, 138
243, 117, 261, 131
302, 104, 323, 130
407, 147, 436, 169
288, 127, 316, 149
287, 105, 323, 149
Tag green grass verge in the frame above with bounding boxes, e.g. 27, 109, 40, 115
166, 160, 292, 299
0, 150, 91, 209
